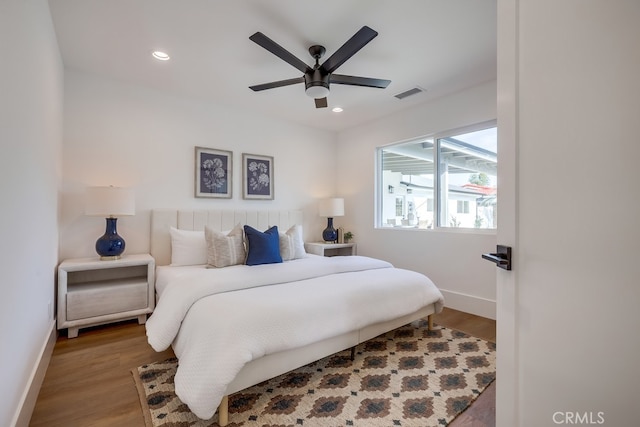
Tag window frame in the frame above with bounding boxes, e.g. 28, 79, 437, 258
376, 119, 497, 233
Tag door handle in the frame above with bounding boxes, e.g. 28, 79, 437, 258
482, 245, 512, 270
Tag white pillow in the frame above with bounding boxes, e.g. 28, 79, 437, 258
205, 224, 246, 268
279, 224, 306, 261
169, 227, 207, 266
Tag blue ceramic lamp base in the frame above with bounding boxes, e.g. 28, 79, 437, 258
322, 217, 338, 243
96, 217, 126, 260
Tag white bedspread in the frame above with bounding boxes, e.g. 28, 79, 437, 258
146, 255, 444, 420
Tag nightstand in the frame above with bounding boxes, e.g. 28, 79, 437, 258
57, 254, 155, 338
305, 242, 357, 257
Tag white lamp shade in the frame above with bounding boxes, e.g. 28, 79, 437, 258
85, 186, 135, 217
319, 198, 344, 217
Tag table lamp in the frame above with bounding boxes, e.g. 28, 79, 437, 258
85, 186, 135, 260
319, 198, 344, 243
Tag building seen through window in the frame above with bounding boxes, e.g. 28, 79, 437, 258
378, 123, 497, 230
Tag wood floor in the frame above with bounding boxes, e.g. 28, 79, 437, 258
30, 307, 496, 426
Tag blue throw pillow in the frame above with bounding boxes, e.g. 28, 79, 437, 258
244, 225, 283, 266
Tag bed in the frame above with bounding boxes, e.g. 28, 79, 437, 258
146, 209, 444, 425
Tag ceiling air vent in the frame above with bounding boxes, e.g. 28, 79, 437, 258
394, 86, 425, 100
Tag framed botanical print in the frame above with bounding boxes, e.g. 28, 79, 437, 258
195, 147, 232, 198
242, 153, 274, 200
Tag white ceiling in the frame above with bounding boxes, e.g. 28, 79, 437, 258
48, 0, 496, 132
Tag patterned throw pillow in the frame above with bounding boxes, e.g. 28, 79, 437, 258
279, 224, 306, 261
204, 224, 246, 268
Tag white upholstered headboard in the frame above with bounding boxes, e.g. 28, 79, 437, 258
150, 209, 303, 266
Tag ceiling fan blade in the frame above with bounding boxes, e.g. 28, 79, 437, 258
320, 26, 378, 74
330, 74, 391, 88
315, 97, 328, 108
249, 32, 311, 74
249, 77, 304, 91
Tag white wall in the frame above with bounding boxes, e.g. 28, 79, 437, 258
60, 70, 338, 260
497, 0, 640, 425
0, 0, 63, 425
336, 81, 498, 319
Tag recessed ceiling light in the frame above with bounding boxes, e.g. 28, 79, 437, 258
152, 51, 170, 61
332, 107, 343, 113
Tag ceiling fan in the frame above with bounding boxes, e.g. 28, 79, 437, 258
248, 26, 391, 108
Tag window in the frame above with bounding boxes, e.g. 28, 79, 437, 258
395, 197, 404, 216
426, 198, 434, 212
377, 122, 497, 230
457, 200, 470, 214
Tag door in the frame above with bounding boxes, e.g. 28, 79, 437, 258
495, 0, 518, 422
497, 1, 640, 426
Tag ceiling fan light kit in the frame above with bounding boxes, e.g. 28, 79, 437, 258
249, 26, 391, 109
305, 84, 329, 98
304, 71, 330, 98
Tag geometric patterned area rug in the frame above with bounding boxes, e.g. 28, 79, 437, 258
132, 320, 495, 427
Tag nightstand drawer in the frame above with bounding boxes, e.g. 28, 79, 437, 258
66, 279, 148, 320
58, 254, 155, 338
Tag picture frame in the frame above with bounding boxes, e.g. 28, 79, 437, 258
195, 147, 232, 198
242, 153, 274, 200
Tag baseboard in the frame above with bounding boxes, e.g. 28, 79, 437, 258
11, 319, 57, 427
440, 289, 496, 320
